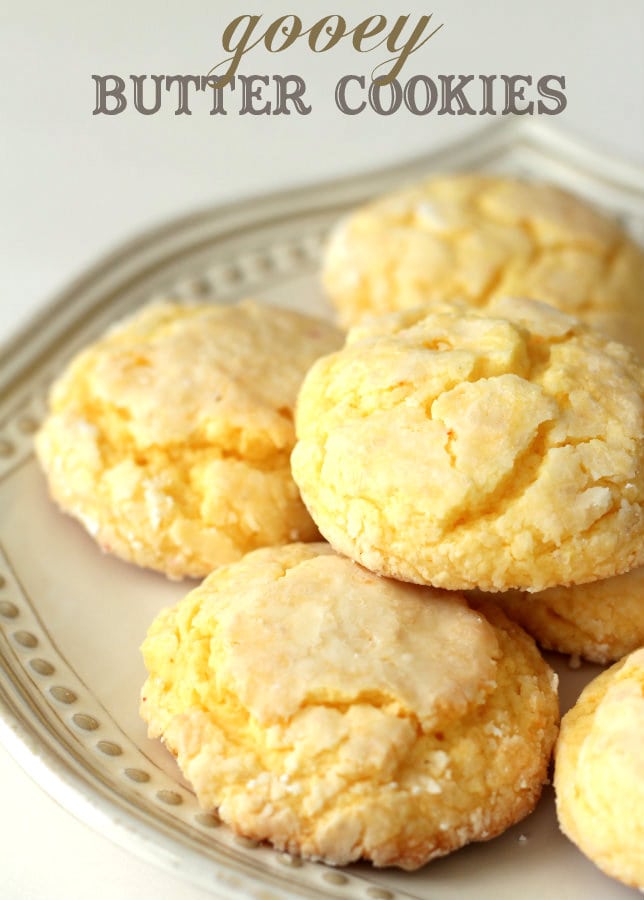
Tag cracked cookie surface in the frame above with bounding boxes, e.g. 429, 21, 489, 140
291, 298, 644, 591
473, 564, 644, 664
555, 648, 644, 889
323, 174, 644, 356
35, 300, 342, 578
140, 542, 559, 869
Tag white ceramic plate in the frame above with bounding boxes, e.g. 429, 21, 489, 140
0, 121, 642, 900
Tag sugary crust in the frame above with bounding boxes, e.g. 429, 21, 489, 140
473, 565, 644, 664
291, 299, 644, 592
35, 301, 342, 578
140, 543, 559, 869
323, 174, 644, 356
555, 649, 644, 888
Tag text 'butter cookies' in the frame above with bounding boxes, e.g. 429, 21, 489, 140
140, 543, 559, 869
292, 298, 644, 592
35, 300, 342, 578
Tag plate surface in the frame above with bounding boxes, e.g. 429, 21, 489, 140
0, 121, 642, 900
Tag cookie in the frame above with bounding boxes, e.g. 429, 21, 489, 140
473, 565, 644, 664
35, 301, 342, 578
323, 174, 644, 356
555, 648, 644, 889
291, 298, 644, 592
140, 542, 559, 869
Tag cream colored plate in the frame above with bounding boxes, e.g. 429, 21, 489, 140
0, 121, 642, 900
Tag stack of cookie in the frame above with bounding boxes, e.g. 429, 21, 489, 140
35, 175, 644, 887
322, 174, 644, 670
311, 175, 644, 886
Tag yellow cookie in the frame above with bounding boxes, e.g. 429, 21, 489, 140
35, 301, 342, 578
292, 298, 644, 592
323, 174, 644, 356
140, 543, 559, 869
555, 648, 644, 889
473, 565, 644, 664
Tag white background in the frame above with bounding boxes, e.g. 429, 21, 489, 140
1, 1, 643, 898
